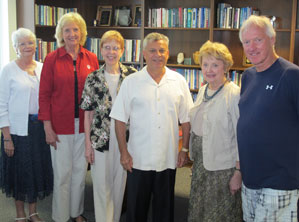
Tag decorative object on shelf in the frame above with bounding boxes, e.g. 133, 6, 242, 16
133, 5, 142, 27
93, 20, 97, 27
96, 6, 112, 26
114, 6, 132, 26
242, 53, 252, 67
184, 58, 192, 65
193, 51, 200, 65
177, 52, 184, 64
266, 15, 281, 29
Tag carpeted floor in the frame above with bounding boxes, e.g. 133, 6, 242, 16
0, 166, 191, 222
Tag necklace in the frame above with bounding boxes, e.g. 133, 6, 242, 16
203, 81, 227, 102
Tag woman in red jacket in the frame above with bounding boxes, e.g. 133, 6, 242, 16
38, 12, 99, 222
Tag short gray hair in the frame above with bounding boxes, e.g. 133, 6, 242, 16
143, 32, 169, 49
239, 15, 276, 43
11, 28, 36, 52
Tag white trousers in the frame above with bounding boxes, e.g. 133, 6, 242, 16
91, 145, 127, 222
50, 119, 87, 222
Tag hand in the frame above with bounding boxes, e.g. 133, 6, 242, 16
120, 149, 133, 173
177, 151, 189, 168
229, 170, 242, 195
85, 144, 95, 164
44, 123, 60, 149
4, 140, 14, 157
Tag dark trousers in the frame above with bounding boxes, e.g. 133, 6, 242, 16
126, 168, 176, 222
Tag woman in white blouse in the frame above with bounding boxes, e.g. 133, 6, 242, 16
188, 40, 242, 222
0, 28, 53, 222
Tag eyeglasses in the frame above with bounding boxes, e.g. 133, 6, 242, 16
102, 45, 121, 52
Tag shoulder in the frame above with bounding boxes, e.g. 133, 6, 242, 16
0, 61, 16, 78
36, 61, 43, 68
86, 66, 104, 81
165, 67, 188, 86
226, 82, 240, 94
279, 58, 299, 75
43, 48, 61, 64
81, 47, 98, 60
120, 63, 138, 76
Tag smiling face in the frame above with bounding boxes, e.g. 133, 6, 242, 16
17, 36, 36, 58
241, 24, 276, 72
62, 21, 81, 49
101, 39, 124, 67
143, 40, 169, 72
201, 55, 226, 89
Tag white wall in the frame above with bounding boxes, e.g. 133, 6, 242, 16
8, 0, 17, 60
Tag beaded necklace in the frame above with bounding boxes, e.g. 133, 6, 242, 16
202, 80, 227, 102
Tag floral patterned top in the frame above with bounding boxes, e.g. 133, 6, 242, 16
80, 63, 137, 152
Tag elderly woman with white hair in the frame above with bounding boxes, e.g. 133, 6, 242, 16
38, 12, 99, 222
0, 28, 53, 222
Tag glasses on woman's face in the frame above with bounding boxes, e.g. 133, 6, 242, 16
102, 45, 121, 52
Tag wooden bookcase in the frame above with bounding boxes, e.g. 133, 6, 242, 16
18, 0, 299, 71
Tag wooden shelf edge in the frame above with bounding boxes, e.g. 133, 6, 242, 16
144, 27, 209, 31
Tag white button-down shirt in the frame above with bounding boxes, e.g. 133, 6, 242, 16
110, 66, 193, 171
0, 61, 43, 136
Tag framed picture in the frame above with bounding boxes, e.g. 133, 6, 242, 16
114, 6, 131, 27
96, 6, 112, 26
133, 6, 142, 26
242, 53, 252, 67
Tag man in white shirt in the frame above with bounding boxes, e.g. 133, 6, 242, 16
110, 32, 193, 222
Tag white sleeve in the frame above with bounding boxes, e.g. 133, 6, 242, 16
0, 65, 11, 128
179, 77, 194, 124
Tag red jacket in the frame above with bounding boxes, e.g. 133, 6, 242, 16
38, 46, 99, 134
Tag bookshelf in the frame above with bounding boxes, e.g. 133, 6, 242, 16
17, 0, 299, 90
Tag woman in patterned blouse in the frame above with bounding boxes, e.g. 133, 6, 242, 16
80, 30, 137, 222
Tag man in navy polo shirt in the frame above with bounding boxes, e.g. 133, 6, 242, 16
237, 15, 299, 221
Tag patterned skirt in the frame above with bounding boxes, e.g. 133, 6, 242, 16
0, 118, 53, 203
188, 133, 242, 222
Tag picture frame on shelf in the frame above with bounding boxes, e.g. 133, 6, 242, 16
133, 5, 142, 27
242, 53, 252, 67
96, 6, 112, 26
114, 6, 132, 27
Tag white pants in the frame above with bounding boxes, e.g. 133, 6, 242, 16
91, 144, 127, 222
50, 119, 87, 222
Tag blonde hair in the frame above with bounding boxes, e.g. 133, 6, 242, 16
198, 40, 233, 72
143, 32, 169, 49
55, 12, 87, 47
239, 15, 276, 43
11, 28, 36, 53
100, 30, 124, 49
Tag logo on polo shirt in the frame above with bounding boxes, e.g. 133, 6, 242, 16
265, 85, 274, 90
87, 65, 91, 69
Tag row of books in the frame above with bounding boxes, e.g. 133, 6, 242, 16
172, 68, 205, 90
148, 7, 210, 28
86, 37, 141, 63
173, 68, 243, 91
227, 70, 243, 86
35, 4, 78, 26
35, 39, 57, 62
217, 3, 259, 29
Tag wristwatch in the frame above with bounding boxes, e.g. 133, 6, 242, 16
181, 147, 189, 152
